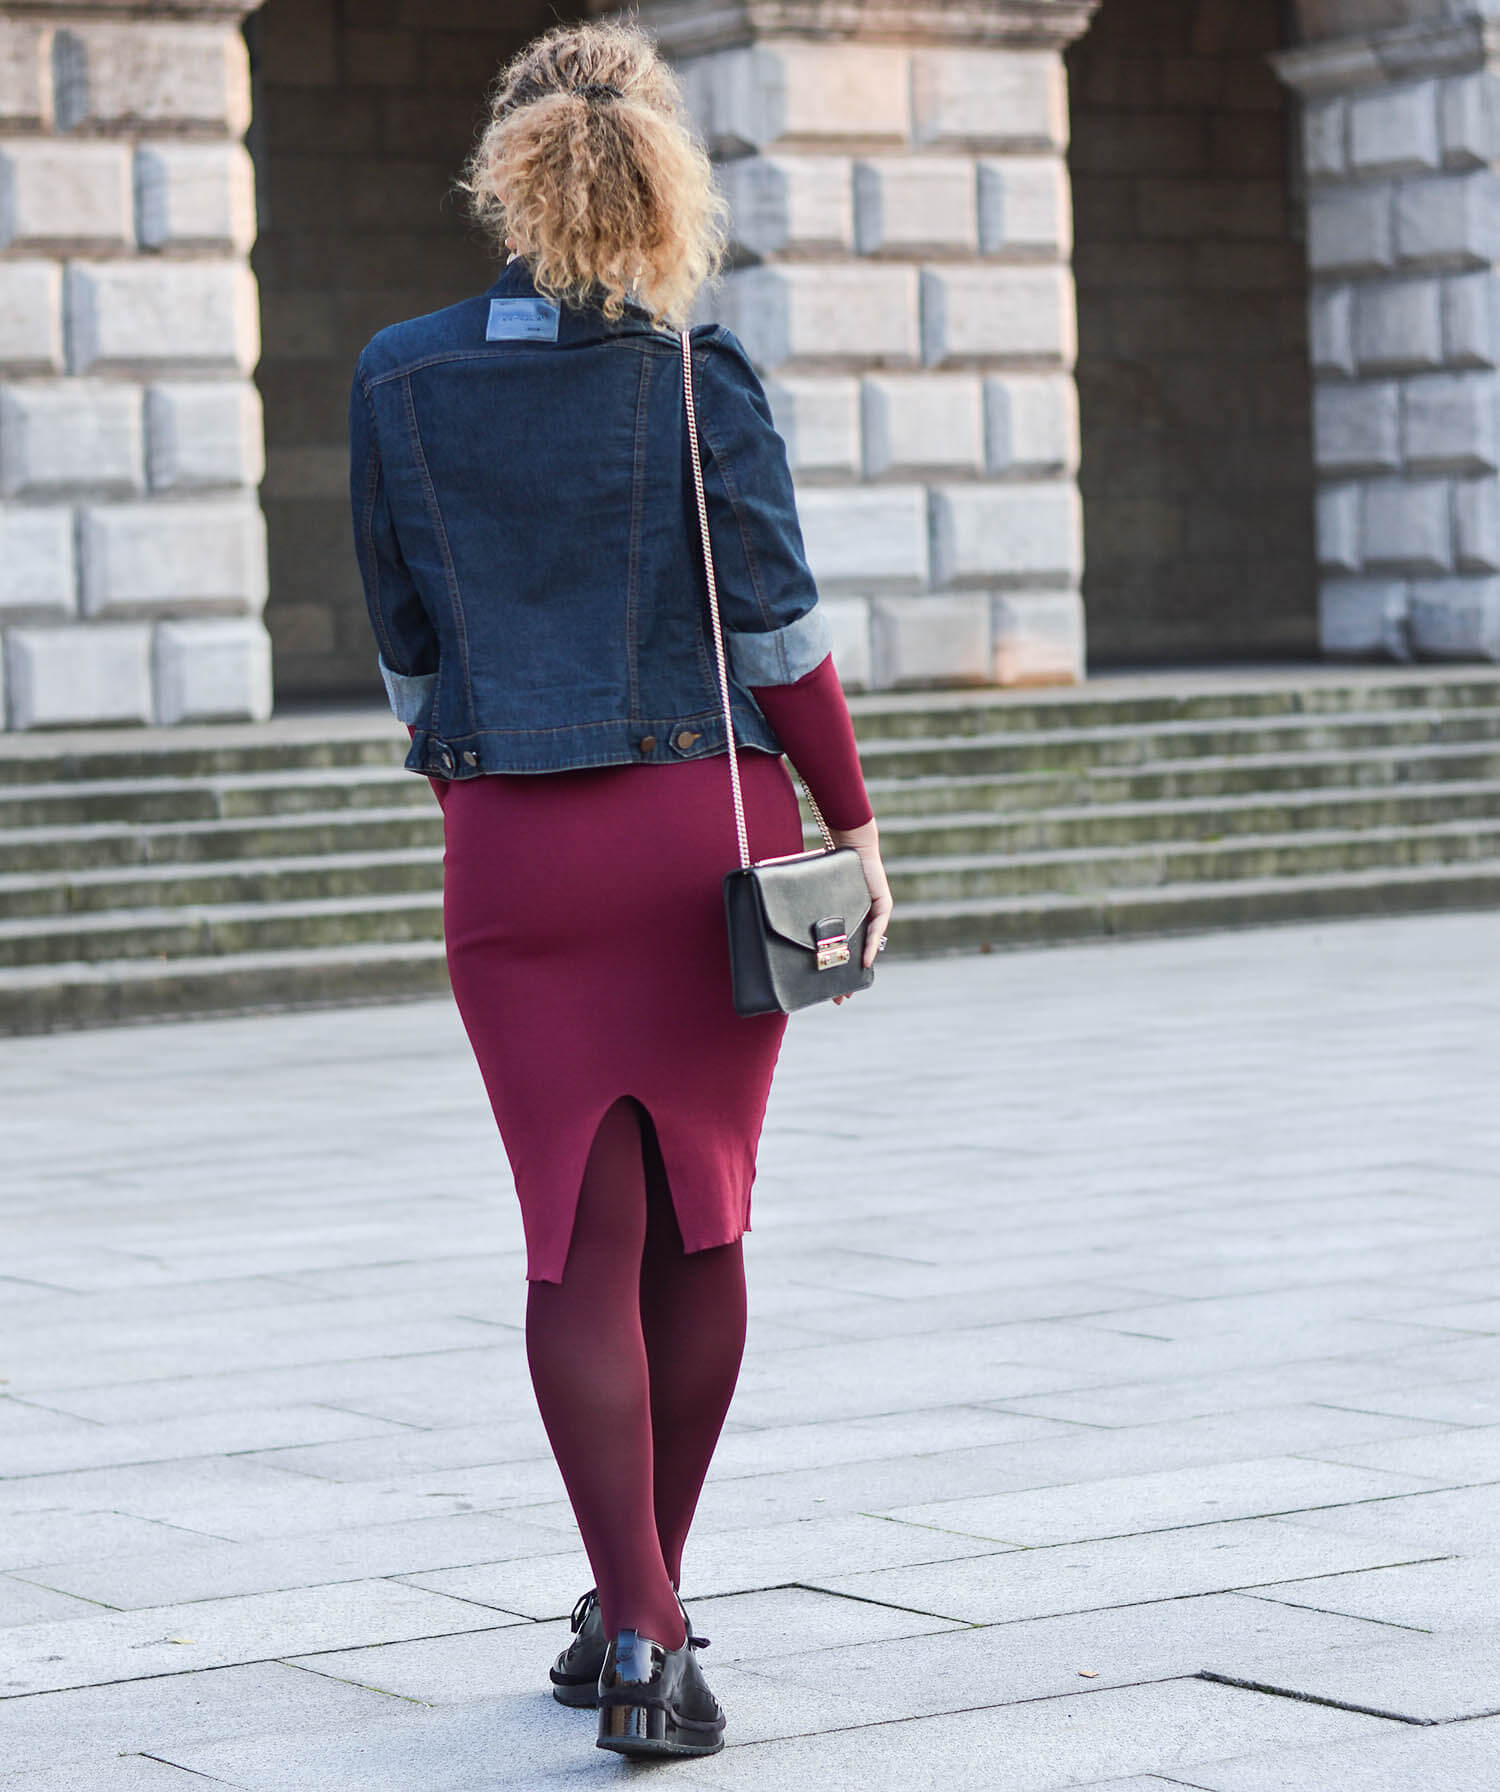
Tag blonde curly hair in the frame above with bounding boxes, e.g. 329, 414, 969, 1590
461, 21, 727, 329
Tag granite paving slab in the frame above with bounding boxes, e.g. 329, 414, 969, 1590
1265, 1481, 1500, 1555
624, 1678, 1385, 1792
0, 1760, 247, 1790
134, 1677, 1383, 1792
1321, 1382, 1500, 1426
133, 1674, 895, 1790
401, 1512, 1007, 1615
1303, 1422, 1500, 1484
0, 1662, 405, 1777
806, 1517, 1443, 1624
289, 1586, 960, 1707
0, 1581, 504, 1697
881, 1456, 1438, 1546
1241, 1547, 1500, 1632
1174, 1709, 1500, 1789
734, 1590, 1398, 1718
1201, 1624, 1500, 1723
0, 1318, 504, 1396
0, 1509, 225, 1577
22, 1350, 540, 1430
234, 1417, 557, 1484
0, 1576, 103, 1628
0, 1454, 535, 1540
1047, 1282, 1477, 1339
1069, 1780, 1216, 1791
0, 1406, 414, 1481
703, 1403, 1074, 1476
1378, 1296, 1500, 1333
11, 1511, 570, 1610
987, 1359, 1500, 1428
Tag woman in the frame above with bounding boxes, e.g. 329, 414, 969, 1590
349, 19, 892, 1763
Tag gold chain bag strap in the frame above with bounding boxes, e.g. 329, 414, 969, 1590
680, 327, 875, 1016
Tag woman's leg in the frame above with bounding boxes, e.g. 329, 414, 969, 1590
638, 1115, 749, 1590
524, 1097, 686, 1649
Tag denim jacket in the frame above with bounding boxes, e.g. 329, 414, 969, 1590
348, 256, 832, 780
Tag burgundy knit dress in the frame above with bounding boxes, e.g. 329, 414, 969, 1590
435, 654, 874, 1283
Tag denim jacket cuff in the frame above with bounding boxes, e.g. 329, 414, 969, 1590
378, 654, 438, 724
725, 604, 831, 687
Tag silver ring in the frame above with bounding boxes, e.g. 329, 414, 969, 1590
877, 935, 888, 952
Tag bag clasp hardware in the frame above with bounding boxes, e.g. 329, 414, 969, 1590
813, 918, 850, 971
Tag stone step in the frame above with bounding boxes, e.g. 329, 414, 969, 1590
6, 742, 1500, 878
844, 669, 1500, 740
2, 670, 1498, 1032
886, 817, 1500, 903
1, 670, 1495, 789
5, 706, 1498, 832
0, 892, 445, 970
889, 859, 1500, 954
854, 707, 1500, 780
0, 766, 431, 830
0, 715, 409, 788
0, 849, 446, 920
0, 807, 446, 876
6, 780, 1500, 920
864, 740, 1500, 815
1, 857, 1495, 1035
870, 780, 1500, 858
0, 942, 451, 1035
2, 813, 1495, 968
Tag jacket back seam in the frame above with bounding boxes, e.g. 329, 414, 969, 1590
693, 343, 782, 670
356, 381, 400, 673
362, 333, 679, 389
401, 371, 475, 735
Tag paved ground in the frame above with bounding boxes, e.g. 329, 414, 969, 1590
3, 912, 1500, 1790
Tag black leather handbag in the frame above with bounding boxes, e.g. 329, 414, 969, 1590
680, 329, 876, 1018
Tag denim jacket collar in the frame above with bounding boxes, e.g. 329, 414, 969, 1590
486, 255, 673, 350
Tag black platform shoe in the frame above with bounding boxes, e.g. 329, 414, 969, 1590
550, 1587, 607, 1707
550, 1587, 704, 1710
595, 1619, 725, 1759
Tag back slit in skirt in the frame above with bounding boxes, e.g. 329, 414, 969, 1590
440, 748, 804, 1282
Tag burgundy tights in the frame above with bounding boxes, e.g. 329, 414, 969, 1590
524, 1096, 748, 1649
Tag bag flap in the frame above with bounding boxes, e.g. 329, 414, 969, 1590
749, 848, 872, 951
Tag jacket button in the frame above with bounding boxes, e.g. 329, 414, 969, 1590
675, 729, 701, 751
639, 734, 657, 755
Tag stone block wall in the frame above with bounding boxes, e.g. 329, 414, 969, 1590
1278, 9, 1500, 661
250, 0, 547, 700
1066, 0, 1319, 663
0, 7, 270, 728
673, 14, 1094, 689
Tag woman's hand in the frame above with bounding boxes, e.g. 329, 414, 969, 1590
829, 815, 892, 1001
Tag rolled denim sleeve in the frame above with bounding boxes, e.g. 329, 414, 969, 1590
690, 325, 832, 688
349, 363, 439, 724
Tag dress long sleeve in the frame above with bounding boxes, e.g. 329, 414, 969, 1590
748, 653, 874, 832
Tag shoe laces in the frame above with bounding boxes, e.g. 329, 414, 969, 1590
569, 1587, 598, 1634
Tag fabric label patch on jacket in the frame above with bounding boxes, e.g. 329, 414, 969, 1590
487, 298, 561, 342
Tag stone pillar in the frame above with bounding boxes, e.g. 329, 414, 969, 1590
1276, 3, 1500, 661
637, 0, 1099, 689
0, 3, 269, 731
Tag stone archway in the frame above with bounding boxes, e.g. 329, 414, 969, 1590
246, 1, 554, 701
1066, 0, 1320, 664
